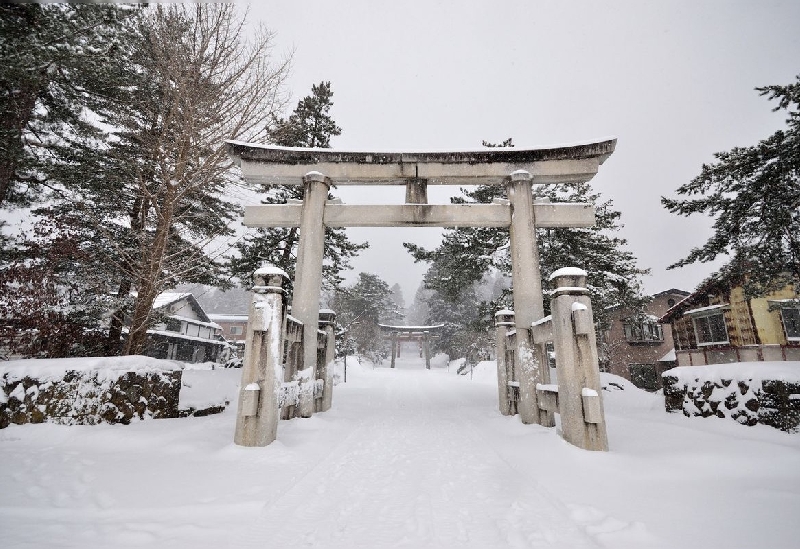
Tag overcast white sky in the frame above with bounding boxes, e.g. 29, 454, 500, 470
242, 0, 800, 305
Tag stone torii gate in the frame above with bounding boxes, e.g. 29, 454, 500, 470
227, 139, 615, 442
378, 324, 443, 369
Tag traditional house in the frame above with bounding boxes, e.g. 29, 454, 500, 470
207, 313, 248, 348
145, 292, 228, 364
659, 278, 800, 367
600, 289, 690, 391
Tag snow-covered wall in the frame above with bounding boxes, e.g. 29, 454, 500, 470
662, 362, 800, 432
0, 356, 184, 429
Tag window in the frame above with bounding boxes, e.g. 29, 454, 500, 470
693, 313, 728, 346
623, 319, 664, 343
781, 307, 800, 341
230, 325, 244, 336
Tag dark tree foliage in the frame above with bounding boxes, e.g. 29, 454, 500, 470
662, 76, 800, 298
270, 81, 341, 148
231, 82, 367, 297
0, 3, 137, 209
0, 215, 114, 358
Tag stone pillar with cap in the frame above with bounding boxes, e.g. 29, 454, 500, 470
234, 265, 289, 447
495, 309, 516, 416
507, 169, 548, 425
423, 331, 431, 369
293, 171, 330, 418
549, 267, 609, 451
317, 309, 336, 412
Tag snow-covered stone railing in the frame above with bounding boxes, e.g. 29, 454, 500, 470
234, 266, 337, 447
495, 267, 609, 451
662, 363, 800, 432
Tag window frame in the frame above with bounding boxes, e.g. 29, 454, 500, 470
691, 311, 729, 346
623, 318, 664, 344
780, 306, 800, 342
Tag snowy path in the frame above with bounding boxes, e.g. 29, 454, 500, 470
236, 362, 597, 548
2, 355, 800, 548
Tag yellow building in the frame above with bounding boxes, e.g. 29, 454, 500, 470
660, 280, 799, 366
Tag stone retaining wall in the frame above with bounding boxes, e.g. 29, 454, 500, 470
1, 368, 183, 429
663, 364, 800, 432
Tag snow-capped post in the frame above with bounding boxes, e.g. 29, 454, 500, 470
293, 171, 330, 418
390, 333, 398, 368
423, 331, 431, 369
507, 169, 549, 425
495, 309, 516, 416
549, 267, 609, 451
317, 309, 336, 412
234, 265, 289, 447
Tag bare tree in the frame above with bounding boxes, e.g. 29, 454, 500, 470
119, 4, 290, 355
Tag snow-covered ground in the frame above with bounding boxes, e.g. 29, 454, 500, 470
2, 355, 799, 548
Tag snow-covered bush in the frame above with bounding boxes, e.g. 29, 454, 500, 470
662, 362, 800, 432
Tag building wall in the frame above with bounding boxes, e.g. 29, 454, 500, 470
168, 298, 203, 322
207, 315, 248, 344
603, 291, 687, 389
671, 283, 798, 366
751, 286, 796, 345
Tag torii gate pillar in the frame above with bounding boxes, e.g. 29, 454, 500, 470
293, 171, 330, 418
508, 170, 553, 426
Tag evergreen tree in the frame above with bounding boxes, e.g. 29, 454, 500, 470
230, 82, 367, 296
270, 81, 341, 148
0, 3, 138, 209
1, 4, 291, 357
330, 272, 403, 363
405, 139, 648, 358
389, 283, 406, 320
662, 76, 800, 297
0, 4, 142, 357
406, 283, 432, 326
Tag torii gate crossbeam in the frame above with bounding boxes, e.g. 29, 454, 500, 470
227, 139, 616, 429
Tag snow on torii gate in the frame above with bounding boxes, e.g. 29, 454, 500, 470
227, 139, 616, 444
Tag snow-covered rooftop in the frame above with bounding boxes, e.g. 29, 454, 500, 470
152, 292, 193, 310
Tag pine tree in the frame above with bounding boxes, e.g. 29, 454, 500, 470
389, 283, 406, 320
230, 82, 367, 297
662, 76, 800, 297
0, 3, 139, 210
1, 5, 292, 357
329, 272, 403, 363
0, 4, 144, 357
406, 283, 432, 326
405, 139, 648, 358
406, 153, 648, 321
270, 81, 341, 148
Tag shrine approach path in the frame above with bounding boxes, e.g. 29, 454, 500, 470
233, 355, 612, 548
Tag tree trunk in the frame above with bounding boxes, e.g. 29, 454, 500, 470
123, 192, 176, 356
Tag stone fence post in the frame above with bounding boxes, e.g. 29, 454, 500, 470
549, 267, 609, 451
234, 265, 289, 447
317, 309, 336, 412
495, 309, 515, 416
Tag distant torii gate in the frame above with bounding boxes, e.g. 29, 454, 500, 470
378, 324, 443, 369
227, 139, 615, 450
